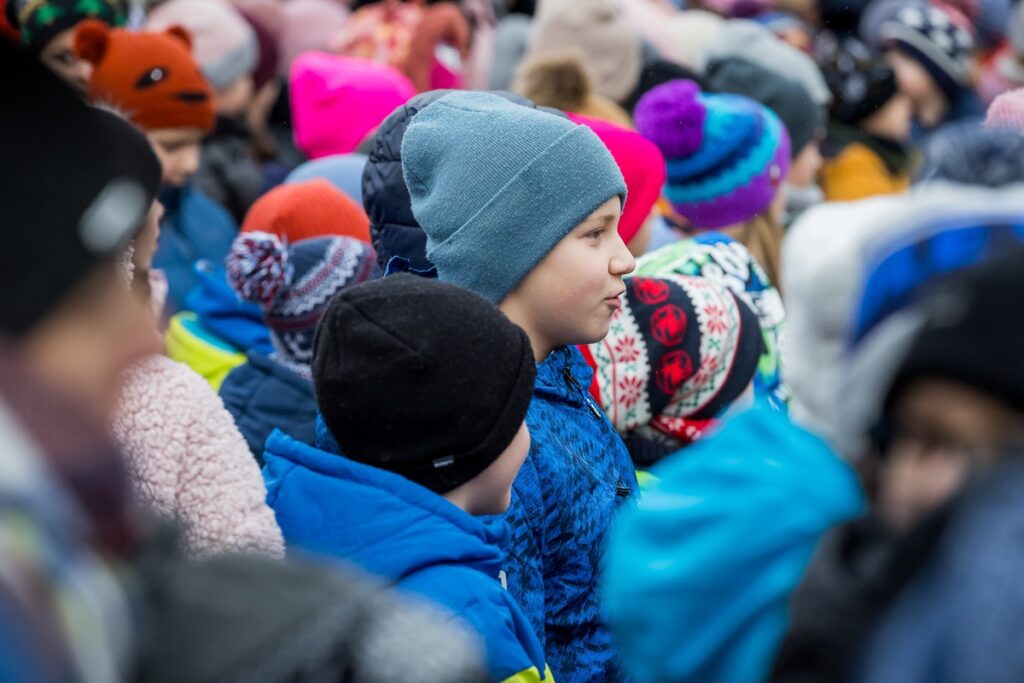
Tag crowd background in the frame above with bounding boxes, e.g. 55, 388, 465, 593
3, 0, 1024, 681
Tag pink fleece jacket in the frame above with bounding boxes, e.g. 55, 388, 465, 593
114, 354, 285, 558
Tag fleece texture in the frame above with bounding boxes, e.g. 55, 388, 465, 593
113, 354, 284, 558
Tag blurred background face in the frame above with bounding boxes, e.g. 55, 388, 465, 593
789, 140, 824, 188
886, 50, 940, 109
876, 378, 1024, 534
133, 201, 164, 274
39, 28, 93, 95
20, 264, 162, 420
147, 128, 204, 186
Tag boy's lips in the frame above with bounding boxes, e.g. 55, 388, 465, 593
604, 290, 626, 310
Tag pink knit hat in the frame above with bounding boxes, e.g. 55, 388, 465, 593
290, 52, 417, 159
278, 0, 350, 76
568, 113, 667, 244
985, 87, 1024, 130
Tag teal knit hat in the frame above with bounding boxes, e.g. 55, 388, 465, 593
401, 91, 627, 303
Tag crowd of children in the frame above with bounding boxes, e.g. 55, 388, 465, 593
3, 0, 1024, 681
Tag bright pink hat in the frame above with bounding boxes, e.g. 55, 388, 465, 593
569, 113, 667, 244
290, 52, 417, 160
985, 87, 1024, 130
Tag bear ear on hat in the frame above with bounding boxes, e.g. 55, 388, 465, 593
164, 24, 193, 50
74, 19, 112, 66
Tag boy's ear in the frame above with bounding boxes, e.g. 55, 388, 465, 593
74, 19, 111, 65
165, 24, 193, 50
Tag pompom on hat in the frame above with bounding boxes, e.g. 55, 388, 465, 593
635, 80, 790, 230
227, 232, 379, 368
76, 20, 215, 133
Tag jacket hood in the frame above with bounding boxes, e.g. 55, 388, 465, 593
263, 430, 507, 581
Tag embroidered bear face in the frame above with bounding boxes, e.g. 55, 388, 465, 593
75, 19, 214, 133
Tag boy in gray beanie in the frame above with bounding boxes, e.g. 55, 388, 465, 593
401, 91, 637, 682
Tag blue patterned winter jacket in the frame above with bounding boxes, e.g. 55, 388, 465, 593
498, 346, 638, 683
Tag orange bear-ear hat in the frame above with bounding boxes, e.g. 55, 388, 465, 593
75, 19, 215, 133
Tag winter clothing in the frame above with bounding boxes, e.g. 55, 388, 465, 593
567, 114, 666, 245
835, 185, 1024, 458
277, 0, 350, 76
528, 0, 643, 104
489, 13, 532, 90
0, 349, 136, 683
986, 87, 1024, 128
192, 115, 266, 224
145, 0, 258, 91
782, 194, 907, 447
220, 351, 316, 463
818, 33, 899, 127
889, 247, 1024, 414
139, 551, 491, 683
113, 354, 284, 558
290, 52, 417, 159
154, 184, 238, 314
513, 54, 634, 128
636, 233, 788, 407
918, 123, 1024, 187
402, 91, 626, 303
313, 274, 535, 494
242, 178, 371, 244
2, 45, 161, 335
77, 21, 216, 133
877, 2, 974, 102
584, 274, 763, 466
166, 311, 248, 390
603, 407, 863, 683
490, 346, 638, 683
821, 123, 912, 201
333, 0, 472, 93
635, 80, 791, 230
702, 20, 832, 106
228, 232, 378, 368
706, 57, 825, 157
364, 89, 562, 273
621, 58, 705, 115
856, 453, 1024, 683
235, 1, 281, 90
940, 0, 1011, 49
6, 0, 125, 53
664, 9, 724, 71
263, 430, 552, 683
285, 154, 369, 205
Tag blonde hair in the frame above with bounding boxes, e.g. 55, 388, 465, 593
512, 52, 633, 128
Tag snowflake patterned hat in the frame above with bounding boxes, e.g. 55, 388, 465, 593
586, 274, 763, 460
227, 232, 379, 368
877, 1, 974, 100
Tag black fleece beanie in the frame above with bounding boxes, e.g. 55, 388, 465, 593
892, 248, 1024, 414
312, 274, 536, 494
0, 38, 162, 337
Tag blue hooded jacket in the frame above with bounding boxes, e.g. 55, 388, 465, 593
155, 184, 238, 314
262, 430, 552, 683
497, 346, 638, 683
603, 407, 863, 683
219, 353, 316, 464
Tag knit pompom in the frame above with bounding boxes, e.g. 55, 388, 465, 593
635, 79, 707, 159
227, 231, 291, 307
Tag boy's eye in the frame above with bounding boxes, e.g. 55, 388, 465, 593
585, 228, 605, 240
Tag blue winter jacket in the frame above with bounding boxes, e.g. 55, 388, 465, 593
184, 262, 272, 355
498, 346, 638, 683
219, 353, 317, 464
262, 430, 553, 683
155, 184, 238, 314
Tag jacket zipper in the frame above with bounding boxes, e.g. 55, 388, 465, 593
564, 366, 603, 420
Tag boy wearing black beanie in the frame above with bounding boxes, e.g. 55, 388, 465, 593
263, 274, 553, 683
